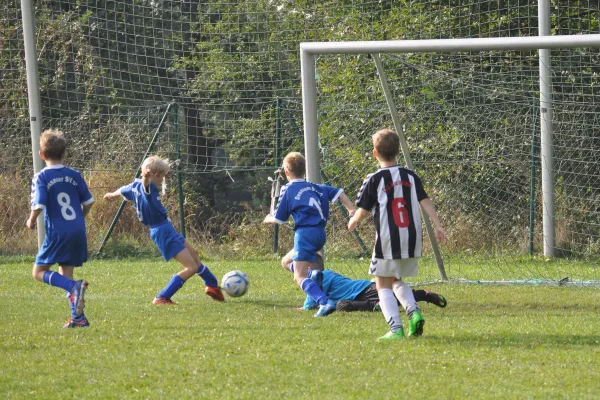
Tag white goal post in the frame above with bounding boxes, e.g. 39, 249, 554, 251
300, 34, 600, 272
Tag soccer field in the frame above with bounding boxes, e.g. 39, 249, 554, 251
1, 257, 599, 399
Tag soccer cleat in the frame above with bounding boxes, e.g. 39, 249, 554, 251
205, 286, 225, 302
377, 329, 405, 341
68, 280, 88, 317
425, 290, 447, 308
408, 310, 425, 337
309, 270, 324, 289
152, 297, 177, 305
372, 301, 381, 312
314, 300, 336, 317
63, 316, 90, 328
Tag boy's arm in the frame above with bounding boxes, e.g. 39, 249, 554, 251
420, 198, 447, 245
337, 192, 356, 217
26, 209, 43, 229
103, 190, 122, 202
348, 207, 371, 231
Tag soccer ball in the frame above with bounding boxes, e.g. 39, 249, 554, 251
221, 270, 249, 297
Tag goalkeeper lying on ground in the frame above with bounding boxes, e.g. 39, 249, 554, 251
281, 250, 446, 312
301, 269, 447, 312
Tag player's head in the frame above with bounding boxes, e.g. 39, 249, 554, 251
372, 129, 400, 162
40, 129, 67, 161
141, 155, 170, 180
282, 152, 305, 179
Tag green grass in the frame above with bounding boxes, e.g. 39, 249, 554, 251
1, 257, 600, 399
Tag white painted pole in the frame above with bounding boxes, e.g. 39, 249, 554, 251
21, 0, 45, 247
538, 0, 556, 257
300, 49, 321, 183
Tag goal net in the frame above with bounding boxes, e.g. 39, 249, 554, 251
303, 38, 600, 286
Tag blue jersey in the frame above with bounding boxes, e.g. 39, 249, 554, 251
31, 164, 94, 237
273, 179, 343, 229
119, 179, 169, 227
303, 270, 372, 309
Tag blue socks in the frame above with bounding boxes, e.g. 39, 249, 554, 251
157, 274, 185, 299
300, 278, 329, 306
43, 271, 75, 292
196, 263, 218, 287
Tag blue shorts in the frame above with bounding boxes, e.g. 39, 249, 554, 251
35, 228, 88, 267
293, 227, 326, 262
150, 222, 186, 261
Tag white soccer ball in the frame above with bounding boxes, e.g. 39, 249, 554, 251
221, 270, 249, 297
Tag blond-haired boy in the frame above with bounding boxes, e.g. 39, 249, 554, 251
104, 155, 224, 304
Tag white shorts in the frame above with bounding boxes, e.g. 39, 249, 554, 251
368, 257, 419, 279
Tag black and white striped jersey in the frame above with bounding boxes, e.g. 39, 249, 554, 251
356, 166, 428, 259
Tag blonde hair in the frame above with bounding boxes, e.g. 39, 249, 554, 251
40, 129, 67, 161
141, 155, 170, 177
372, 129, 400, 161
283, 152, 305, 178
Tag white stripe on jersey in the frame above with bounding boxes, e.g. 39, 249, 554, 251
410, 174, 423, 257
376, 176, 392, 258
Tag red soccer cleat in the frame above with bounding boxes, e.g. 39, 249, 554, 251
152, 297, 177, 305
205, 286, 225, 302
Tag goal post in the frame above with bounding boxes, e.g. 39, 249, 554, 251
301, 34, 600, 269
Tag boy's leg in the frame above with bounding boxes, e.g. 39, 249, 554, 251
376, 276, 404, 338
184, 240, 219, 288
154, 248, 197, 303
294, 260, 335, 317
281, 249, 294, 272
393, 279, 424, 337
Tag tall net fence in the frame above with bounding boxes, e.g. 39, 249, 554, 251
1, 1, 599, 284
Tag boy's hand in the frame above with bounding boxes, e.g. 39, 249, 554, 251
103, 193, 115, 201
26, 217, 36, 230
263, 214, 276, 224
348, 218, 358, 232
435, 226, 447, 245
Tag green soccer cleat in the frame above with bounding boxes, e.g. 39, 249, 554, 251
377, 329, 405, 341
408, 310, 425, 337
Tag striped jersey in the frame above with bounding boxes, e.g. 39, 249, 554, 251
355, 165, 428, 259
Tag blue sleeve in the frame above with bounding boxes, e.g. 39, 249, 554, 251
303, 295, 317, 310
273, 185, 290, 224
76, 172, 94, 205
119, 183, 135, 202
321, 184, 343, 203
31, 173, 47, 210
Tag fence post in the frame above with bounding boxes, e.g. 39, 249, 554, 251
173, 103, 186, 238
273, 98, 282, 253
529, 100, 538, 255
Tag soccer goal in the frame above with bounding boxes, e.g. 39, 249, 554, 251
300, 35, 600, 287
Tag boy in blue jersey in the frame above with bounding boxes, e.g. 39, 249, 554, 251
27, 129, 94, 328
103, 155, 224, 305
263, 152, 355, 317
